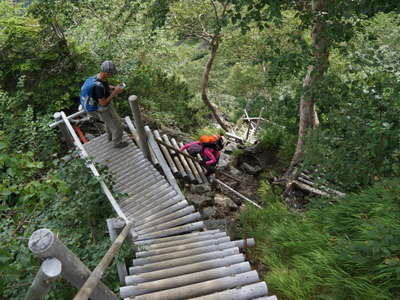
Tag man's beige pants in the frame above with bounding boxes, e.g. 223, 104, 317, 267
88, 102, 123, 145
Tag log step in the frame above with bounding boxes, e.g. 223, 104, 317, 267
120, 262, 252, 298
126, 254, 245, 284
135, 206, 195, 232
134, 230, 221, 246
136, 212, 201, 236
132, 241, 239, 266
129, 248, 239, 273
135, 236, 231, 258
136, 221, 205, 241
123, 270, 260, 300
188, 282, 269, 300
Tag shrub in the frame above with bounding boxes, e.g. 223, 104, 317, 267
118, 63, 204, 131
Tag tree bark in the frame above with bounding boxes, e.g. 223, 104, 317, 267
201, 37, 231, 131
287, 0, 329, 174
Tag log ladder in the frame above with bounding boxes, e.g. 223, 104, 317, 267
27, 96, 277, 300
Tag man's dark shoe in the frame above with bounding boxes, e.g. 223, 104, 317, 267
114, 141, 129, 149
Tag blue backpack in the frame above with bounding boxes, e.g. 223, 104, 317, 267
80, 76, 99, 112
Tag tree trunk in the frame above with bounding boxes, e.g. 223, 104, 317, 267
286, 0, 329, 175
201, 37, 230, 131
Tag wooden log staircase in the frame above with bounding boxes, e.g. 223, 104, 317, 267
28, 102, 278, 299
83, 132, 276, 299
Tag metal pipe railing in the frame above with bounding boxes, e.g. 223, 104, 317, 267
49, 110, 86, 128
58, 111, 129, 221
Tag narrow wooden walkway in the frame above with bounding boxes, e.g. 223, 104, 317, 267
84, 133, 276, 300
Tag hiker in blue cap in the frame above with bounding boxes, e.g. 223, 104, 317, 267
80, 60, 128, 148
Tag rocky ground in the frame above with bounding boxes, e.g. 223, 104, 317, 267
181, 138, 282, 238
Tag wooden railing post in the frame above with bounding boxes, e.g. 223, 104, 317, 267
106, 218, 128, 285
144, 125, 184, 199
25, 258, 62, 300
28, 228, 119, 300
128, 95, 151, 160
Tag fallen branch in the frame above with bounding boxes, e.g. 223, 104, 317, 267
298, 173, 346, 198
292, 180, 329, 197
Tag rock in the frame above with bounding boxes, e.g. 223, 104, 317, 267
214, 193, 239, 211
203, 219, 227, 231
85, 133, 96, 141
226, 198, 239, 210
223, 142, 237, 154
201, 206, 217, 219
62, 155, 73, 162
189, 184, 211, 194
186, 194, 212, 208
228, 167, 242, 177
242, 162, 262, 175
218, 153, 231, 169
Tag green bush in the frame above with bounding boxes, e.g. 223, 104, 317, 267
0, 144, 121, 299
303, 70, 400, 192
118, 63, 205, 131
0, 2, 95, 114
0, 90, 62, 163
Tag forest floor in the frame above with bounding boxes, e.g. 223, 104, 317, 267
183, 140, 286, 235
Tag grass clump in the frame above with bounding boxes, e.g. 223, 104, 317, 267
240, 178, 400, 300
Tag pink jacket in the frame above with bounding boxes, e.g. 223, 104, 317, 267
180, 142, 220, 166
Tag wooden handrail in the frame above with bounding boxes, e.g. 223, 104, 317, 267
73, 221, 133, 300
49, 110, 86, 128
128, 95, 151, 160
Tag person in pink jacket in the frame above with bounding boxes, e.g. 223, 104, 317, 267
180, 137, 223, 177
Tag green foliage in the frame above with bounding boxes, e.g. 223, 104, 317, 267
147, 0, 172, 30
167, 0, 225, 39
240, 178, 400, 299
258, 126, 286, 151
0, 1, 95, 114
194, 126, 225, 139
303, 13, 400, 192
121, 63, 204, 131
0, 141, 121, 298
231, 148, 245, 159
0, 90, 62, 164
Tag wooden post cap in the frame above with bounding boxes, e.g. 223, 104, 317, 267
28, 229, 55, 254
128, 95, 138, 102
111, 217, 126, 230
42, 258, 62, 278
